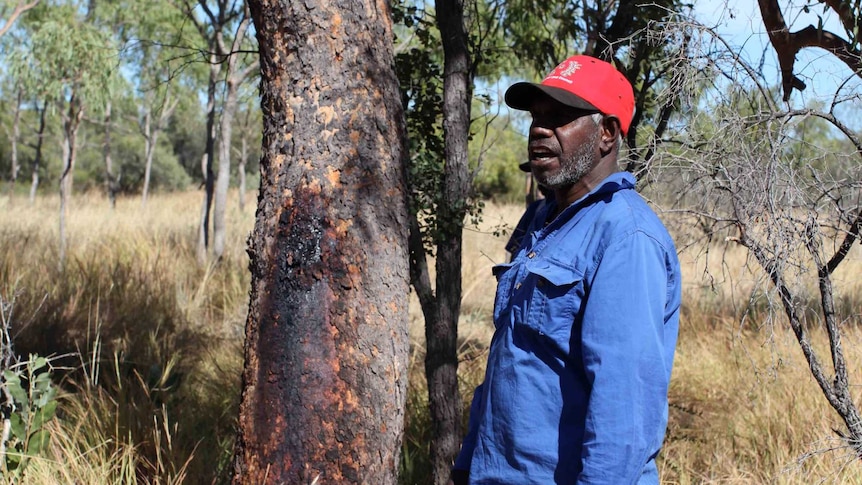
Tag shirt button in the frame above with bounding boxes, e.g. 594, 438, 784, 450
514, 282, 522, 290
527, 251, 536, 259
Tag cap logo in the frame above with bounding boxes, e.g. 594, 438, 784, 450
544, 60, 581, 84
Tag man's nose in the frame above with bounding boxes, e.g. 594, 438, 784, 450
529, 121, 554, 138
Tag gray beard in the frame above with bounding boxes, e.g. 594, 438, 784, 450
537, 128, 600, 190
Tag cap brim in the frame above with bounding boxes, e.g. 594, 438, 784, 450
504, 82, 599, 112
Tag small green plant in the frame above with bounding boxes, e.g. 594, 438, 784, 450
1, 354, 58, 478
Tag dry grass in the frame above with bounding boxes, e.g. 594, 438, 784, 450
3, 191, 862, 483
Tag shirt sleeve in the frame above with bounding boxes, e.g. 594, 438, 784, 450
453, 383, 484, 472
577, 231, 676, 484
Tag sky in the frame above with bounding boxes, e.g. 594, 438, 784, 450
696, 0, 861, 108
489, 0, 862, 136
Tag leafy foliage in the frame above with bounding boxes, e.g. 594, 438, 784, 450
8, 3, 119, 109
1, 354, 58, 479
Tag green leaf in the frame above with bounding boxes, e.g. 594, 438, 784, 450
31, 400, 57, 430
9, 413, 26, 440
27, 429, 51, 455
34, 371, 52, 388
31, 356, 48, 373
3, 372, 28, 407
6, 449, 22, 469
34, 383, 56, 408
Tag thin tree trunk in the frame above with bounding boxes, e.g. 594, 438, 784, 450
197, 60, 220, 263
213, 75, 237, 259
141, 110, 154, 207
425, 1, 473, 483
29, 101, 47, 205
238, 136, 247, 212
232, 0, 410, 482
59, 92, 84, 266
140, 86, 178, 209
197, 151, 210, 263
104, 100, 118, 208
214, 12, 255, 259
7, 89, 22, 202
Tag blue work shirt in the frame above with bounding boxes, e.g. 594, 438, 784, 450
454, 172, 681, 484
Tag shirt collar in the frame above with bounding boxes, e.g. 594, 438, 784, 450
542, 171, 636, 228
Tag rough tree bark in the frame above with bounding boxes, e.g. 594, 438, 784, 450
232, 0, 410, 482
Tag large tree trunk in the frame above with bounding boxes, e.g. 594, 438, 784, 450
232, 0, 410, 482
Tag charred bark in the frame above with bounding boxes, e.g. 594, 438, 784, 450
232, 0, 410, 483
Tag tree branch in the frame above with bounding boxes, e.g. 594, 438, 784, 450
824, 209, 862, 275
758, 0, 862, 100
0, 0, 39, 39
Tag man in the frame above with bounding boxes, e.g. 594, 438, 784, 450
452, 55, 681, 484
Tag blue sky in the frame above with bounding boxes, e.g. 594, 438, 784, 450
699, 0, 861, 108
489, 0, 862, 137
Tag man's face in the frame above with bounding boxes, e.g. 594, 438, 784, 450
527, 96, 601, 191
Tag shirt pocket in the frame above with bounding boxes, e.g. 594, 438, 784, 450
519, 260, 584, 340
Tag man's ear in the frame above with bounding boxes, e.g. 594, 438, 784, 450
599, 116, 621, 155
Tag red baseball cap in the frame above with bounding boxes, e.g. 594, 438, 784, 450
505, 55, 635, 135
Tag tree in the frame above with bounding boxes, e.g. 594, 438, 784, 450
5, 87, 21, 200
27, 99, 48, 203
649, 4, 862, 463
175, 0, 246, 262
117, 0, 188, 207
394, 1, 694, 482
231, 89, 261, 212
138, 72, 179, 206
0, 0, 38, 39
212, 5, 257, 258
9, 2, 117, 263
753, 0, 862, 459
231, 0, 410, 483
417, 1, 474, 483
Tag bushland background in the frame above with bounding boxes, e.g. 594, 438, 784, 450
3, 192, 862, 483
3, 0, 862, 483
